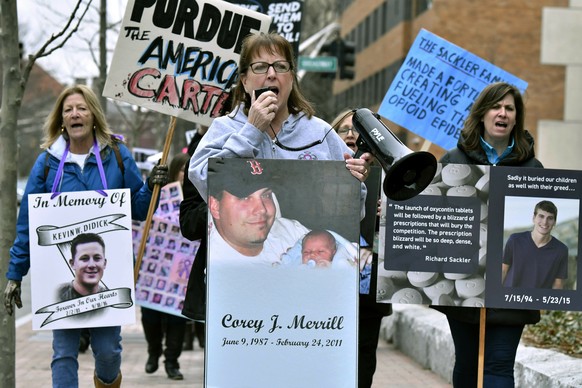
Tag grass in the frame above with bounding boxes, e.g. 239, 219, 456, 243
522, 310, 582, 358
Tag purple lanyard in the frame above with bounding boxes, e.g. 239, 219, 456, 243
50, 139, 109, 199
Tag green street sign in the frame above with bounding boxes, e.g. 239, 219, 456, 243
298, 56, 337, 73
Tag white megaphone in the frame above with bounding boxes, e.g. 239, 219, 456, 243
352, 108, 437, 201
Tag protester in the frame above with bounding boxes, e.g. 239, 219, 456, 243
188, 32, 372, 203
331, 109, 392, 388
436, 82, 543, 387
179, 128, 211, 347
141, 152, 190, 380
3, 84, 169, 388
183, 32, 372, 322
179, 128, 211, 328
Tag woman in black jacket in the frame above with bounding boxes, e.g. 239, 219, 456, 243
437, 82, 542, 388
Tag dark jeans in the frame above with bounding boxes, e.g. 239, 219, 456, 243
358, 314, 383, 388
447, 317, 524, 388
141, 307, 187, 364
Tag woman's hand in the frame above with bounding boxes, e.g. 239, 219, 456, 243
248, 89, 278, 132
359, 247, 373, 271
344, 152, 374, 182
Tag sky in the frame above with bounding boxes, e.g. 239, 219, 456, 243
17, 0, 128, 85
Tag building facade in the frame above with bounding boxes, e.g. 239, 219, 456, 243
333, 0, 571, 163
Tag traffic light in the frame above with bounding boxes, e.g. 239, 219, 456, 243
338, 40, 355, 80
320, 40, 339, 79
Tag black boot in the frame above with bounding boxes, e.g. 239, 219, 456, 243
145, 354, 159, 374
164, 322, 186, 380
165, 361, 184, 380
141, 310, 163, 374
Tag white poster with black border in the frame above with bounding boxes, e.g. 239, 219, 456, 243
29, 189, 135, 330
205, 158, 360, 388
377, 163, 581, 312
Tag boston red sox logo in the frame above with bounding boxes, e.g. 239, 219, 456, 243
247, 160, 264, 175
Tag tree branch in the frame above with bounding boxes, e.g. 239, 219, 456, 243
21, 0, 93, 83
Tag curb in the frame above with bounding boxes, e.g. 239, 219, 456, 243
384, 305, 582, 388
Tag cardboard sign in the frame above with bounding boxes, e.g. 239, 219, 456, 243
205, 158, 359, 388
29, 189, 135, 330
378, 164, 581, 312
103, 0, 272, 126
225, 0, 304, 54
134, 182, 200, 316
378, 29, 527, 150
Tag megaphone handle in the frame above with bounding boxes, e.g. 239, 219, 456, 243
354, 137, 371, 158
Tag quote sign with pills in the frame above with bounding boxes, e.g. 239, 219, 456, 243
378, 164, 582, 312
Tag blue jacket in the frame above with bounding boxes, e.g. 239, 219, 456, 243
7, 136, 154, 281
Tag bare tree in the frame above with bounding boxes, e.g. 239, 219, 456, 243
0, 1, 92, 385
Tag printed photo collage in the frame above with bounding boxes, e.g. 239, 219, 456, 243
133, 182, 201, 316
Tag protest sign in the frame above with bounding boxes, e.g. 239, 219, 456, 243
378, 164, 581, 312
225, 0, 304, 54
133, 182, 200, 316
103, 0, 272, 126
378, 29, 527, 150
29, 189, 135, 330
205, 158, 359, 388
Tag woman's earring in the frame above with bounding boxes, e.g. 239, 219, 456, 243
61, 125, 65, 133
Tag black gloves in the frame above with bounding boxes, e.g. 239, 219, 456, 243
4, 280, 22, 316
148, 163, 170, 190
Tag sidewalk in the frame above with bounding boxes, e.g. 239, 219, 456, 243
15, 312, 451, 387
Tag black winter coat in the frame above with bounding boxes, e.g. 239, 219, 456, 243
433, 130, 542, 325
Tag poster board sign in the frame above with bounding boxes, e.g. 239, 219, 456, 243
225, 0, 304, 54
206, 158, 359, 388
134, 182, 200, 316
378, 164, 581, 312
29, 189, 135, 330
103, 0, 272, 126
378, 29, 528, 151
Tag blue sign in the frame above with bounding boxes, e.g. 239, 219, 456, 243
378, 29, 527, 151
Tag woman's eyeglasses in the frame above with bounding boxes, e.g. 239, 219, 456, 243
337, 127, 356, 136
249, 61, 292, 74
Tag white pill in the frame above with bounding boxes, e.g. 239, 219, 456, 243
433, 293, 456, 306
455, 276, 485, 298
479, 223, 487, 247
441, 164, 476, 186
462, 297, 485, 307
444, 272, 471, 280
376, 276, 396, 301
478, 247, 487, 268
446, 185, 477, 197
382, 270, 408, 283
391, 288, 423, 304
407, 271, 439, 287
475, 174, 489, 195
421, 184, 442, 196
423, 279, 455, 300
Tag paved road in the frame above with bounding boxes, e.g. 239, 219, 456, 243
15, 310, 451, 387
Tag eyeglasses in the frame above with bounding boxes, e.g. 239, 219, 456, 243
249, 61, 292, 74
337, 127, 356, 136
